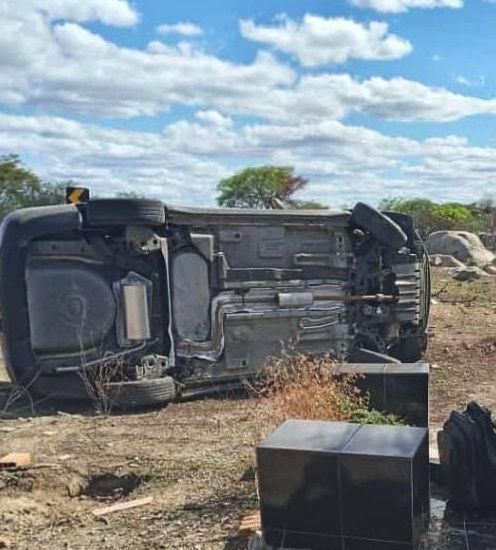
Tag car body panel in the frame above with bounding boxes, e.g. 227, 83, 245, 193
0, 201, 430, 402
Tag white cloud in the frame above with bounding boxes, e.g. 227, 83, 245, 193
350, 0, 463, 13
456, 75, 486, 88
0, 111, 230, 204
239, 14, 412, 67
0, 2, 295, 118
14, 0, 139, 26
195, 110, 233, 127
0, 3, 495, 126
0, 2, 495, 207
1, 110, 495, 207
319, 74, 496, 121
249, 74, 496, 123
156, 22, 203, 36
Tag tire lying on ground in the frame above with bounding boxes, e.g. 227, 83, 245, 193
105, 377, 176, 410
351, 202, 408, 250
84, 199, 166, 227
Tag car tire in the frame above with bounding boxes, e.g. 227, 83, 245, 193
85, 199, 166, 227
105, 376, 176, 410
351, 202, 407, 250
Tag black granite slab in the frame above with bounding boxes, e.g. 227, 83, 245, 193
336, 362, 429, 427
251, 483, 496, 549
257, 420, 430, 550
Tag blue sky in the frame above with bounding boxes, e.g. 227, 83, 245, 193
0, 0, 495, 206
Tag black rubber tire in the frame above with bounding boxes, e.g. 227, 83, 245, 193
351, 202, 407, 250
85, 199, 165, 227
105, 376, 176, 410
389, 336, 424, 363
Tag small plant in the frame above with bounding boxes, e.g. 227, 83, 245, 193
78, 354, 124, 414
247, 351, 402, 436
0, 374, 39, 418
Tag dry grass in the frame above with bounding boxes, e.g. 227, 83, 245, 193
0, 272, 495, 548
247, 351, 400, 438
78, 359, 124, 414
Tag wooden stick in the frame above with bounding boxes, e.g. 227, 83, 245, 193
0, 452, 31, 470
91, 497, 153, 517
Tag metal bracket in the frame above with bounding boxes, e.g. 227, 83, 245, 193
126, 226, 161, 254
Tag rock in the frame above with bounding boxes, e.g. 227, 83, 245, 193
0, 537, 11, 548
484, 264, 496, 275
66, 475, 85, 497
430, 254, 465, 268
426, 231, 495, 267
452, 267, 487, 281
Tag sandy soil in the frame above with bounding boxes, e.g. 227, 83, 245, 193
0, 270, 495, 549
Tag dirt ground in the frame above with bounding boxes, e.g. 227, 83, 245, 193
0, 270, 495, 549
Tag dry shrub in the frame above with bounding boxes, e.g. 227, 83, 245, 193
78, 356, 124, 414
247, 351, 400, 438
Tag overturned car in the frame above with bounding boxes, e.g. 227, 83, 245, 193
0, 199, 430, 407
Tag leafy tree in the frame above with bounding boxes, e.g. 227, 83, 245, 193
379, 197, 480, 236
432, 203, 473, 226
0, 155, 66, 221
217, 166, 308, 209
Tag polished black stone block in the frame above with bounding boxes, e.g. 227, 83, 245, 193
385, 364, 429, 428
336, 363, 429, 427
257, 420, 360, 545
341, 424, 430, 548
264, 528, 341, 549
257, 419, 430, 550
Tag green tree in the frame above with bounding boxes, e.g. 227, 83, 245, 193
216, 166, 308, 209
0, 155, 66, 221
379, 197, 480, 236
431, 203, 473, 227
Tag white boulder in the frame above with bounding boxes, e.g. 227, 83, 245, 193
426, 231, 495, 267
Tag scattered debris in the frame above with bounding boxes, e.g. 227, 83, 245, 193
91, 496, 153, 517
238, 511, 261, 536
430, 254, 465, 268
429, 429, 440, 465
0, 452, 31, 470
66, 476, 86, 498
452, 266, 487, 281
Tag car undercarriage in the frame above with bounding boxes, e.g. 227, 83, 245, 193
0, 199, 430, 407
